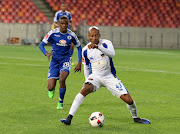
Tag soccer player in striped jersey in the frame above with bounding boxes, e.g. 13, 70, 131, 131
60, 26, 150, 125
39, 16, 82, 109
52, 2, 76, 31
52, 2, 76, 64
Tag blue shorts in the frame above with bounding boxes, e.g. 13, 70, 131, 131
47, 57, 72, 79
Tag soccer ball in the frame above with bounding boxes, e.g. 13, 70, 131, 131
89, 112, 105, 127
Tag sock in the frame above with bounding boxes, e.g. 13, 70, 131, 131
69, 93, 85, 116
67, 114, 73, 120
59, 88, 66, 103
126, 101, 138, 118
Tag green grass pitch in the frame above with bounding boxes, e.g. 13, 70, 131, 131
0, 45, 179, 134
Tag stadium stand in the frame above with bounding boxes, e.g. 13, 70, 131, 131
0, 0, 179, 28
46, 0, 180, 28
0, 0, 51, 24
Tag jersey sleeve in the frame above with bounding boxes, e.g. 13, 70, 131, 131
71, 32, 81, 47
42, 31, 53, 44
98, 40, 115, 58
69, 13, 72, 22
53, 11, 58, 22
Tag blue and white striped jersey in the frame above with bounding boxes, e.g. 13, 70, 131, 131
54, 10, 72, 22
41, 28, 81, 60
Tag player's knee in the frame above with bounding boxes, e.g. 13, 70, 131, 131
120, 94, 133, 105
59, 78, 66, 84
80, 87, 93, 97
47, 85, 55, 91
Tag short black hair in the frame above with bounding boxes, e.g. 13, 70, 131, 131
58, 16, 68, 22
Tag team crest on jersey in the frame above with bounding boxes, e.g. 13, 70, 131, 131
56, 39, 67, 46
67, 35, 72, 40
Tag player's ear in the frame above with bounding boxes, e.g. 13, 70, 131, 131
88, 33, 90, 39
98, 33, 101, 38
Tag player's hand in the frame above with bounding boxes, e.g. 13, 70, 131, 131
45, 51, 54, 62
74, 62, 81, 73
88, 44, 98, 49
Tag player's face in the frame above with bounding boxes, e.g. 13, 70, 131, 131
61, 4, 67, 12
59, 19, 68, 33
88, 29, 100, 44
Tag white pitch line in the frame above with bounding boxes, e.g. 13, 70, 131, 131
116, 66, 180, 75
120, 50, 180, 56
0, 56, 47, 61
1, 62, 179, 75
0, 62, 47, 67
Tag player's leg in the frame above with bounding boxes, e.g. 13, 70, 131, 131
60, 74, 101, 125
104, 76, 150, 124
47, 60, 59, 99
121, 93, 150, 124
120, 93, 138, 118
60, 82, 94, 125
47, 78, 57, 98
57, 60, 71, 109
57, 71, 69, 109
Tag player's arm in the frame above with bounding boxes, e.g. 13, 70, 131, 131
88, 41, 115, 58
39, 41, 48, 55
74, 45, 82, 72
71, 33, 82, 72
39, 32, 53, 62
98, 41, 115, 58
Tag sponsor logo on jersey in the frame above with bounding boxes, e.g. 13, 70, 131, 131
56, 39, 67, 46
67, 35, 72, 40
45, 33, 49, 39
54, 34, 60, 37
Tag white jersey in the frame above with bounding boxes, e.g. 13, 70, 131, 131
82, 39, 116, 79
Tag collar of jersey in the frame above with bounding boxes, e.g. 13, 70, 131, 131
90, 41, 100, 46
59, 30, 67, 35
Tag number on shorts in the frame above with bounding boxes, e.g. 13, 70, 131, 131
116, 83, 123, 91
63, 62, 70, 68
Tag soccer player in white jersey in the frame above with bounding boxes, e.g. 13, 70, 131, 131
39, 16, 82, 109
60, 26, 150, 125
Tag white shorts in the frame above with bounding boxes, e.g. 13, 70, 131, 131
85, 73, 129, 98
